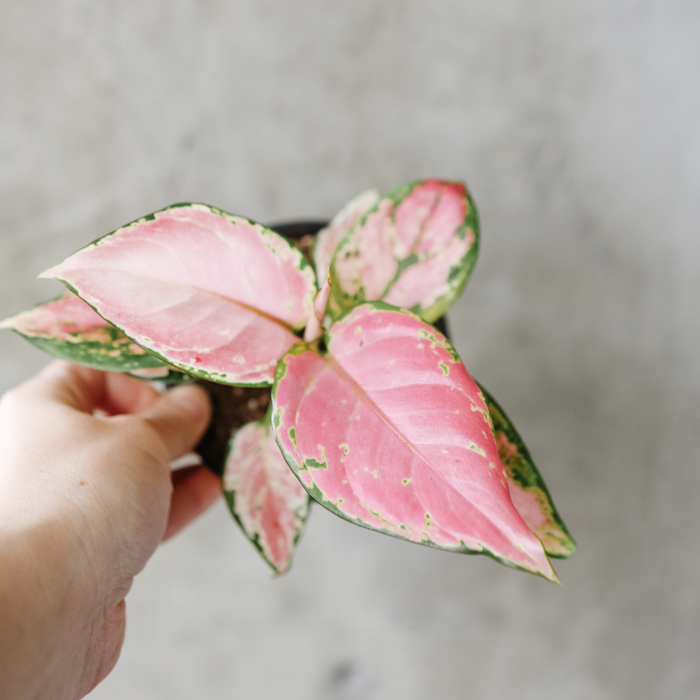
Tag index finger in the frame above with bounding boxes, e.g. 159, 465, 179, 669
18, 361, 110, 413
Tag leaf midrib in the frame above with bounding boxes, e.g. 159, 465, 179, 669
321, 351, 543, 568
51, 267, 300, 334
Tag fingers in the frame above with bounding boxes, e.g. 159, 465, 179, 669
100, 371, 161, 416
140, 384, 211, 462
21, 361, 109, 413
8, 361, 161, 418
163, 465, 222, 540
4, 360, 210, 465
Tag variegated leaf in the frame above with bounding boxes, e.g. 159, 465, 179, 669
272, 302, 557, 581
1, 292, 171, 375
313, 189, 380, 286
40, 204, 317, 386
327, 180, 479, 323
223, 416, 310, 574
478, 384, 576, 558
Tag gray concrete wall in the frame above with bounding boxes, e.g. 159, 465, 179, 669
1, 2, 699, 698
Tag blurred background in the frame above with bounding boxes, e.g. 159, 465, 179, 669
1, 1, 699, 698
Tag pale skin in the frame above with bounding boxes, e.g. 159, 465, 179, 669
0, 361, 221, 700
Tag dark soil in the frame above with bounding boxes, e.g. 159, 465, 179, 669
196, 383, 272, 475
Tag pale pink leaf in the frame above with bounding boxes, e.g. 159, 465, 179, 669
223, 417, 310, 574
313, 189, 380, 286
40, 204, 317, 386
273, 302, 557, 581
328, 180, 479, 323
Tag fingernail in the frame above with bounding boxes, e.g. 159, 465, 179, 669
167, 384, 210, 420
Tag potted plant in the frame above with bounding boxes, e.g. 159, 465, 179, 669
1, 179, 575, 580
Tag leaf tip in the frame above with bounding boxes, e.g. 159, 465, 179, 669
0, 307, 22, 330
37, 265, 59, 280
531, 550, 560, 584
546, 566, 562, 585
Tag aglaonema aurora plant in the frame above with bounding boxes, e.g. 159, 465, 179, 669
1, 179, 575, 580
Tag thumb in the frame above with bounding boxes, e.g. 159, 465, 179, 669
140, 384, 211, 461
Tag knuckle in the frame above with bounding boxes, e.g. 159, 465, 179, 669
0, 386, 25, 415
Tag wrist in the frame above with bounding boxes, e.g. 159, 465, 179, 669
0, 516, 95, 700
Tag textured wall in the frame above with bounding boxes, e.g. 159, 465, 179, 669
1, 2, 699, 698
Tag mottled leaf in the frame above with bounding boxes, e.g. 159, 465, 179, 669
272, 302, 557, 581
328, 180, 479, 323
478, 384, 576, 558
313, 189, 380, 285
0, 292, 192, 382
40, 204, 317, 386
223, 416, 310, 574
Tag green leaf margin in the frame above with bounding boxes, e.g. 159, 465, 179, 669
478, 382, 576, 558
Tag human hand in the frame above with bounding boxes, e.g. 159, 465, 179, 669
0, 361, 219, 700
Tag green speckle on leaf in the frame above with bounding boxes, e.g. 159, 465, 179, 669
417, 327, 460, 363
468, 442, 485, 456
471, 400, 494, 431
304, 457, 327, 470
447, 264, 462, 283
439, 361, 449, 376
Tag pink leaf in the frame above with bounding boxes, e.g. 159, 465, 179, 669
223, 417, 310, 574
40, 204, 317, 386
328, 180, 479, 323
313, 189, 380, 287
272, 303, 557, 581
